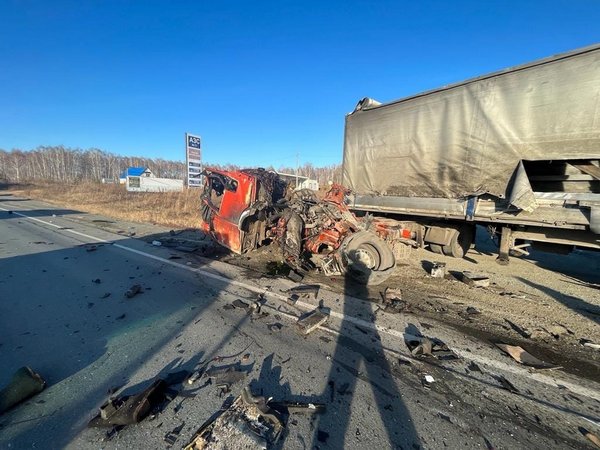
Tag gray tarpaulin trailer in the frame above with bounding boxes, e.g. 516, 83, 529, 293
343, 44, 600, 262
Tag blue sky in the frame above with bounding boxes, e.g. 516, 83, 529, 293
1, 1, 599, 167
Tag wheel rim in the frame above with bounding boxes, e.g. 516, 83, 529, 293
352, 243, 381, 270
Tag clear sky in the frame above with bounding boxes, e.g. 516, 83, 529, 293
1, 1, 599, 167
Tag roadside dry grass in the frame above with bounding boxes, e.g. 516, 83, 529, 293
8, 182, 201, 229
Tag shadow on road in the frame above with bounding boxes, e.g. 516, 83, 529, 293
517, 277, 600, 325
311, 267, 420, 448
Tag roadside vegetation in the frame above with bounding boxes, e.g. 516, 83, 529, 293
8, 182, 202, 229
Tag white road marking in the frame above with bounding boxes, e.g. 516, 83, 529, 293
2, 204, 600, 407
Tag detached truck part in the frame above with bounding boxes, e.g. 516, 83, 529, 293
342, 44, 600, 262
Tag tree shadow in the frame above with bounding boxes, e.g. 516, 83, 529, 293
311, 266, 420, 448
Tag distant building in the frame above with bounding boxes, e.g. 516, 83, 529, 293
276, 172, 319, 191
119, 167, 154, 184
126, 176, 183, 192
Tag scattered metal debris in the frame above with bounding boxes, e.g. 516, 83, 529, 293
461, 271, 490, 287
89, 379, 169, 427
286, 284, 320, 298
504, 319, 531, 338
405, 335, 458, 360
125, 284, 142, 299
495, 343, 558, 369
467, 362, 483, 373
430, 262, 446, 278
466, 306, 481, 315
164, 422, 185, 446
380, 287, 408, 313
205, 366, 247, 392
493, 374, 519, 393
184, 387, 283, 449
0, 367, 46, 414
296, 309, 329, 335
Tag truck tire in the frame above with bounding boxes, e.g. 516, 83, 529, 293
341, 231, 396, 285
442, 226, 475, 258
429, 244, 444, 255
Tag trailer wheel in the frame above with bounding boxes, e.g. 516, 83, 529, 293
341, 231, 396, 285
429, 244, 444, 255
442, 226, 475, 258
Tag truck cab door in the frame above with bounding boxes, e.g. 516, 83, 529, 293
201, 172, 256, 254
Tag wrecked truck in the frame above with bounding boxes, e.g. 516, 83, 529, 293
200, 168, 415, 284
343, 44, 600, 263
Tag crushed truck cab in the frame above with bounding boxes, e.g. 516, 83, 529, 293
200, 168, 408, 285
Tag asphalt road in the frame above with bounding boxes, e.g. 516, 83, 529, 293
1, 195, 599, 449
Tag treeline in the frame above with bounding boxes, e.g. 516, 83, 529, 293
0, 146, 341, 185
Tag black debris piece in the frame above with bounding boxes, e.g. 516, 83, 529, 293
232, 299, 250, 310
467, 362, 483, 373
89, 380, 168, 427
287, 270, 304, 282
125, 284, 142, 299
205, 366, 247, 392
115, 314, 126, 320
92, 278, 101, 284
101, 292, 111, 299
164, 422, 185, 446
405, 335, 458, 360
268, 323, 283, 332
493, 374, 519, 393
505, 319, 532, 338
466, 306, 481, 315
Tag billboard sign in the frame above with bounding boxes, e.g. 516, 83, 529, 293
185, 133, 202, 187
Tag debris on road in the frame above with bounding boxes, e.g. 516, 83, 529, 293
296, 309, 329, 335
152, 240, 162, 246
580, 339, 600, 350
231, 299, 250, 310
380, 287, 408, 313
89, 379, 168, 427
466, 306, 481, 315
268, 323, 283, 332
164, 422, 185, 446
493, 374, 519, 393
495, 343, 558, 369
184, 387, 283, 449
125, 284, 142, 299
405, 335, 458, 360
205, 365, 247, 392
505, 319, 532, 338
461, 271, 490, 287
430, 262, 446, 278
422, 374, 435, 388
101, 292, 111, 299
92, 278, 101, 284
0, 367, 46, 414
579, 427, 600, 448
286, 284, 320, 298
